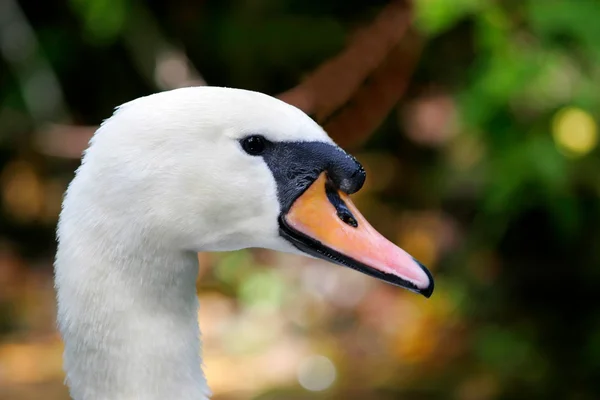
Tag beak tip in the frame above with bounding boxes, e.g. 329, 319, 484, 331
413, 258, 435, 298
421, 283, 434, 298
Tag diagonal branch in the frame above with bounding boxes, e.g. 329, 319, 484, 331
278, 0, 414, 123
323, 32, 422, 150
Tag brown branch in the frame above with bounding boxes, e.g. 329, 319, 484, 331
324, 32, 422, 150
278, 0, 413, 123
34, 124, 97, 159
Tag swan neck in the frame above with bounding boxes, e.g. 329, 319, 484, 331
55, 213, 210, 400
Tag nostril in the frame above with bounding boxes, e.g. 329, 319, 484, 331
337, 207, 358, 228
325, 180, 359, 228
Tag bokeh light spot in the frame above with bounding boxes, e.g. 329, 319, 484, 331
552, 106, 598, 157
297, 355, 336, 392
1, 161, 44, 223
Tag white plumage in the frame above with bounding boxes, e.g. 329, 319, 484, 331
55, 86, 433, 400
55, 87, 333, 400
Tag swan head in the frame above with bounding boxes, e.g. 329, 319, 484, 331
79, 87, 433, 297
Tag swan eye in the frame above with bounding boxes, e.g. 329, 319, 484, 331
241, 135, 267, 156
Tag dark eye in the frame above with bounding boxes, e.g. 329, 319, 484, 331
241, 135, 267, 156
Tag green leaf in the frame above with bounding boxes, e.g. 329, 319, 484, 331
474, 326, 545, 381
414, 0, 488, 36
239, 271, 286, 311
70, 0, 128, 45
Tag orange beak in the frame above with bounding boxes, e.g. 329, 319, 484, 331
279, 173, 434, 297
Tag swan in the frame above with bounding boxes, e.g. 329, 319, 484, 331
54, 86, 434, 400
